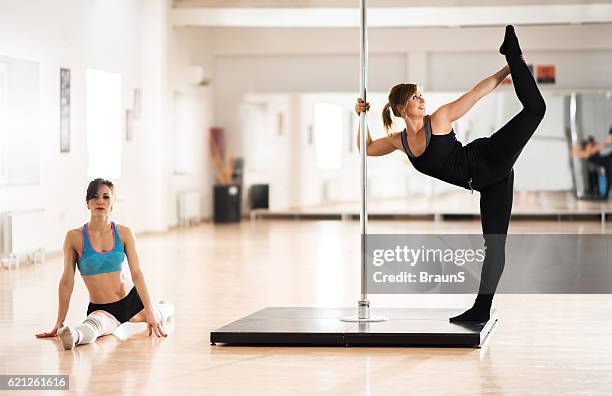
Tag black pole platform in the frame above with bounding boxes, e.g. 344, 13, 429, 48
210, 307, 497, 348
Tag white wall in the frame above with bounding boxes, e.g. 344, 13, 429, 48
0, 0, 140, 252
1, 8, 608, 252
176, 24, 606, 205
427, 50, 612, 91
0, 0, 215, 253
215, 53, 406, 155
241, 94, 293, 209
168, 27, 215, 225
236, 89, 574, 209
207, 25, 612, 153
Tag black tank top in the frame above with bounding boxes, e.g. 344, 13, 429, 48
400, 115, 472, 189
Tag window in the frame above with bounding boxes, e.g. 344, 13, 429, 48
86, 69, 122, 179
0, 57, 39, 186
314, 102, 343, 170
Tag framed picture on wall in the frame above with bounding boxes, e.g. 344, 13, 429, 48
536, 65, 556, 84
60, 68, 70, 153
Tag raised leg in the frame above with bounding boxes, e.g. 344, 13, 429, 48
480, 26, 546, 168
500, 25, 546, 118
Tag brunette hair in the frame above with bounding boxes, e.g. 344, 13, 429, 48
382, 83, 419, 134
85, 178, 116, 202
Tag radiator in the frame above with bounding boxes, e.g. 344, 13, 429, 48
177, 191, 201, 226
1, 209, 45, 268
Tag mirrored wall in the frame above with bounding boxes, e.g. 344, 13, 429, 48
567, 92, 612, 200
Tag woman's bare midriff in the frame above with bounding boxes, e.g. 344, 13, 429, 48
82, 270, 133, 304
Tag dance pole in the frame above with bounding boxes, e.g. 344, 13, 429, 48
341, 0, 385, 323
358, 0, 369, 320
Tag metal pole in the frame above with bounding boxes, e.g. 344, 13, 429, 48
341, 0, 387, 322
342, 0, 385, 323
568, 92, 582, 198
358, 0, 369, 320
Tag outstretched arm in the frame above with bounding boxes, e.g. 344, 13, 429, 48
571, 144, 591, 159
433, 66, 510, 124
592, 135, 612, 153
36, 232, 77, 338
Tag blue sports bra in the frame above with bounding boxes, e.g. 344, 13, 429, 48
77, 222, 126, 276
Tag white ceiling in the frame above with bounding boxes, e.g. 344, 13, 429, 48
172, 2, 612, 28
174, 0, 611, 7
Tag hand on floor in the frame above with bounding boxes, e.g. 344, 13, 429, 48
145, 308, 167, 337
35, 322, 63, 338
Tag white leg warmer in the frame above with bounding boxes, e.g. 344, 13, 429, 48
75, 314, 104, 345
57, 312, 119, 350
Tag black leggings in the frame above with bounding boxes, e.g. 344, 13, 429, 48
467, 51, 546, 295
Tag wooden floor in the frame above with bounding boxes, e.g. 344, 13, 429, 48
2, 218, 612, 395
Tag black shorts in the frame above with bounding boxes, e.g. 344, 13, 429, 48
87, 287, 145, 324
